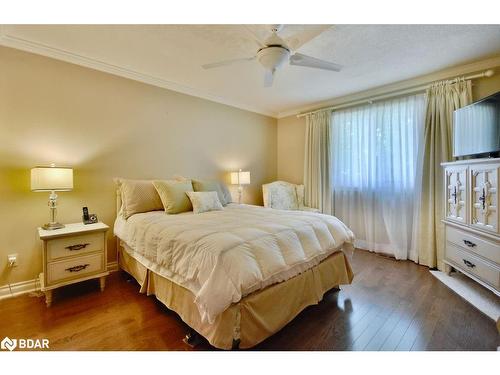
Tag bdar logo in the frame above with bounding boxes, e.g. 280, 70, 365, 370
1, 337, 17, 351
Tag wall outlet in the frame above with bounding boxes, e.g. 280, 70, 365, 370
7, 253, 18, 267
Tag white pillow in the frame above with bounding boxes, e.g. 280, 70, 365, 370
186, 191, 224, 214
269, 183, 299, 210
295, 184, 305, 209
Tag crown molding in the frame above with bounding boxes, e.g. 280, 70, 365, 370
0, 31, 278, 118
277, 55, 500, 119
2, 28, 498, 121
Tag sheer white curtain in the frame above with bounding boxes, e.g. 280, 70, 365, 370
331, 94, 426, 260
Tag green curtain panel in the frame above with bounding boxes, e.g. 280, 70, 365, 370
303, 109, 333, 214
413, 79, 472, 270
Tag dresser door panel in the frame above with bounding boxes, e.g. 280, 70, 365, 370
445, 166, 468, 223
470, 165, 498, 233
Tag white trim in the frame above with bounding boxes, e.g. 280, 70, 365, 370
2, 28, 498, 121
0, 31, 277, 118
0, 278, 39, 301
106, 261, 119, 272
277, 55, 500, 118
0, 261, 119, 300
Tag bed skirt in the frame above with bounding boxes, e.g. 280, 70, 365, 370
117, 241, 354, 349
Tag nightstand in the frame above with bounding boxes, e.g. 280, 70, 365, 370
38, 222, 109, 307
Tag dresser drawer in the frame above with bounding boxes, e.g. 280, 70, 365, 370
47, 253, 105, 285
47, 232, 104, 261
446, 242, 500, 289
446, 226, 500, 264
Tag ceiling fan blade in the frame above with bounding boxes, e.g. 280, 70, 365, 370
202, 56, 255, 69
264, 69, 275, 87
242, 26, 267, 48
289, 53, 342, 72
285, 25, 332, 51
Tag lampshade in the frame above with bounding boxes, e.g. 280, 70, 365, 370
230, 170, 250, 185
31, 166, 73, 192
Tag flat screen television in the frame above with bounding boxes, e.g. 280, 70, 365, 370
453, 91, 500, 158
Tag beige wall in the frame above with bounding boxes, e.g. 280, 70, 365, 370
0, 46, 277, 286
277, 115, 305, 185
473, 71, 500, 100
277, 65, 500, 184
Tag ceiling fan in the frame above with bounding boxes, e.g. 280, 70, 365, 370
201, 25, 342, 87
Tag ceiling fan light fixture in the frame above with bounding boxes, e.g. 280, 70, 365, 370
257, 46, 290, 71
201, 25, 341, 88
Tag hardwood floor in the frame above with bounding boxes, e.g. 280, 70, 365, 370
0, 250, 498, 350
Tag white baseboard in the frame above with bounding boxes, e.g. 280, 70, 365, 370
107, 261, 119, 272
0, 261, 120, 301
0, 278, 39, 301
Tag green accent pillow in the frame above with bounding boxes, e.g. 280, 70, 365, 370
153, 180, 194, 214
192, 179, 231, 206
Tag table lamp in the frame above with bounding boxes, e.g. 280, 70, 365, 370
31, 165, 73, 230
230, 169, 250, 204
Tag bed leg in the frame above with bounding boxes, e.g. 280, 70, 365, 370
231, 339, 241, 350
183, 329, 202, 348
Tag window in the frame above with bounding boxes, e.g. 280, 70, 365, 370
330, 94, 425, 259
331, 94, 425, 192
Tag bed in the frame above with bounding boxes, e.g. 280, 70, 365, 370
113, 189, 355, 349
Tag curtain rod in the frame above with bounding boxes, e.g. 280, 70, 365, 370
296, 69, 495, 118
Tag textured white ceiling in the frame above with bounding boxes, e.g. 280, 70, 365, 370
2, 24, 500, 117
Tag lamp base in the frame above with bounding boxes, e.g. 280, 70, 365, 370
42, 222, 65, 230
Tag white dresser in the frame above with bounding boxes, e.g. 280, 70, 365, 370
38, 222, 109, 306
442, 158, 500, 296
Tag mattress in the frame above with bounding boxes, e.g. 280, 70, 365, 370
114, 204, 354, 323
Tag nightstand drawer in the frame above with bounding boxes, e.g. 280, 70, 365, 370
446, 242, 500, 289
446, 226, 500, 263
47, 253, 105, 285
47, 232, 104, 261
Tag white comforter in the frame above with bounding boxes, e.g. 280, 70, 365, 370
114, 204, 354, 324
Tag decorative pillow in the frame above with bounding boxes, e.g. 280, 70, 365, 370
153, 180, 194, 214
186, 191, 224, 214
219, 182, 233, 205
192, 179, 231, 206
116, 178, 164, 219
295, 184, 305, 209
269, 183, 299, 210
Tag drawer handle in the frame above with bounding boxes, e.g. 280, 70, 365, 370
462, 240, 477, 248
451, 186, 457, 204
479, 187, 486, 210
65, 264, 90, 273
462, 259, 476, 268
65, 243, 90, 251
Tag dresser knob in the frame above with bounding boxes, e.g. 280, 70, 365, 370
462, 240, 476, 248
462, 259, 476, 268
